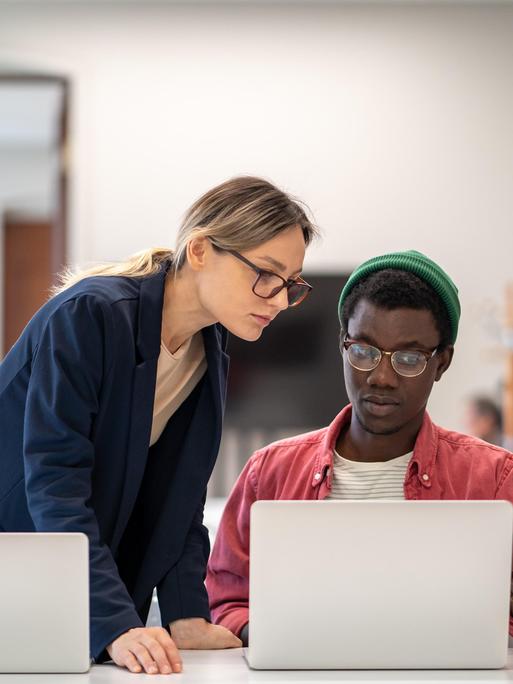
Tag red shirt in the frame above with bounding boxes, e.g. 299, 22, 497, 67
206, 404, 513, 638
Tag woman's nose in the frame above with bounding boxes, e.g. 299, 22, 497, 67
272, 287, 290, 312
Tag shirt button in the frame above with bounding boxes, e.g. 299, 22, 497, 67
422, 473, 430, 481
314, 472, 321, 481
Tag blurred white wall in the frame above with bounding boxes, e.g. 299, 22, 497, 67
1, 2, 512, 431
0, 81, 61, 220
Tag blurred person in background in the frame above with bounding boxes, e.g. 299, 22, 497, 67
207, 250, 513, 646
464, 395, 503, 447
0, 176, 317, 674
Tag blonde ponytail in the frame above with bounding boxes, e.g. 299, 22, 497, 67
52, 247, 173, 295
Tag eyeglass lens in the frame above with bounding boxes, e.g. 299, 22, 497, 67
346, 343, 428, 377
254, 272, 309, 306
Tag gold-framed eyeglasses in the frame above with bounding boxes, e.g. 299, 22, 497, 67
342, 334, 438, 378
218, 248, 312, 307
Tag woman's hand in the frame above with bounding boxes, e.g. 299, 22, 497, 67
170, 617, 242, 649
107, 626, 182, 674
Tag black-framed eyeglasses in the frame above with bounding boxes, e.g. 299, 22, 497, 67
218, 248, 312, 307
342, 334, 438, 378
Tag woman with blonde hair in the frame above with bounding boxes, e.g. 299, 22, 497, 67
0, 176, 317, 674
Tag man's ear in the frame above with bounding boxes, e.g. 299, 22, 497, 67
186, 236, 211, 271
434, 345, 454, 382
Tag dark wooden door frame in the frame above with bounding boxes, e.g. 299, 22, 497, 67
1, 73, 70, 354
0, 72, 69, 276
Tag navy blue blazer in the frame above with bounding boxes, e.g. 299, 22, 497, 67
0, 264, 229, 660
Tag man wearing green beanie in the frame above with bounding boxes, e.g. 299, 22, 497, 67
206, 250, 513, 646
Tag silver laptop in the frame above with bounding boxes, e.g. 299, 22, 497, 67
0, 532, 90, 673
247, 500, 512, 670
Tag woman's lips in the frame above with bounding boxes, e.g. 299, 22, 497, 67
251, 314, 272, 327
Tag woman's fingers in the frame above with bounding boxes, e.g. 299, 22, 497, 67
159, 634, 183, 673
107, 626, 183, 674
131, 642, 161, 674
141, 635, 179, 674
122, 650, 142, 674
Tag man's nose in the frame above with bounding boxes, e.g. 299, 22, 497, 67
366, 353, 399, 388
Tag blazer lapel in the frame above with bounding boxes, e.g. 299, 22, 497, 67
202, 323, 230, 437
110, 267, 167, 553
131, 323, 229, 601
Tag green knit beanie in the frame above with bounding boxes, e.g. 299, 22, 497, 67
338, 250, 460, 344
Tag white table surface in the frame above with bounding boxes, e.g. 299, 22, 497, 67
3, 649, 513, 684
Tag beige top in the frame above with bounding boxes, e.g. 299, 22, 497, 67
149, 332, 207, 446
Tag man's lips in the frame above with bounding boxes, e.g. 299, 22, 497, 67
363, 394, 400, 405
362, 395, 400, 417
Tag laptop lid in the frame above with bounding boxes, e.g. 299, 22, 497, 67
248, 500, 512, 670
0, 532, 90, 673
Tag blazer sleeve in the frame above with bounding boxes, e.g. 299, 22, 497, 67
205, 455, 258, 638
23, 295, 144, 660
157, 492, 211, 625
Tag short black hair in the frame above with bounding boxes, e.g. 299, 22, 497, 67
470, 396, 503, 431
340, 269, 452, 349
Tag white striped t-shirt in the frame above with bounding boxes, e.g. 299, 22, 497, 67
326, 450, 413, 500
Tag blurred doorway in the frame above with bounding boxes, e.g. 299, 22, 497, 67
0, 74, 69, 356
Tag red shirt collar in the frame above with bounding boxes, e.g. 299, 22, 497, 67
312, 404, 437, 488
